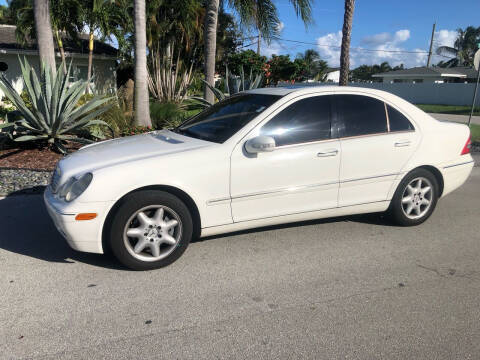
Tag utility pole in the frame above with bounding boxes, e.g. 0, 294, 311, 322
426, 23, 436, 67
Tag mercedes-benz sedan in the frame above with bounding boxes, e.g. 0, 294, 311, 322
44, 86, 474, 270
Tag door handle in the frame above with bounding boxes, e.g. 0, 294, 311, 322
317, 149, 339, 157
395, 140, 411, 147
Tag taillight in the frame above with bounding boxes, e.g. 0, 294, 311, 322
461, 136, 471, 155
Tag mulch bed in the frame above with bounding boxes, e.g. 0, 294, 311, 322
0, 143, 81, 196
0, 143, 82, 171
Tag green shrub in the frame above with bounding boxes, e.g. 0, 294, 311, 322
0, 58, 112, 154
150, 101, 187, 129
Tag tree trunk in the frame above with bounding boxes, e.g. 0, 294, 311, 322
257, 32, 261, 55
339, 0, 355, 86
33, 0, 56, 74
134, 0, 151, 127
55, 29, 67, 74
203, 0, 219, 103
86, 31, 94, 94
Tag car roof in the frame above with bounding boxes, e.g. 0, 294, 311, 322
244, 85, 392, 98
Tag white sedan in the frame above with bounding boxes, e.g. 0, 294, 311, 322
44, 86, 474, 270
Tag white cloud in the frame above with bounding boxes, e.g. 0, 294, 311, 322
435, 29, 457, 48
315, 29, 460, 69
276, 22, 285, 33
394, 29, 410, 42
260, 40, 286, 57
316, 31, 342, 66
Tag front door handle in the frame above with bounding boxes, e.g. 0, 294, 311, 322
395, 140, 411, 147
317, 149, 339, 157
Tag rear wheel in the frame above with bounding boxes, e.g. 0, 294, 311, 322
108, 190, 193, 270
389, 169, 439, 226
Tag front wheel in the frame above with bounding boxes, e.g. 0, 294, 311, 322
108, 190, 193, 270
389, 169, 439, 226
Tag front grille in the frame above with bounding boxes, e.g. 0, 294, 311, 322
51, 167, 61, 193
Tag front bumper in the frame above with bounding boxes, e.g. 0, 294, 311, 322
43, 187, 111, 254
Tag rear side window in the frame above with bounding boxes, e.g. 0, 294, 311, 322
387, 105, 414, 131
261, 96, 332, 147
335, 95, 387, 138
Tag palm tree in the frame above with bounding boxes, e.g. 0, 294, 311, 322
437, 26, 480, 67
11, 0, 81, 75
339, 0, 355, 86
81, 0, 116, 93
203, 0, 312, 101
296, 49, 328, 80
133, 0, 151, 127
203, 0, 220, 103
33, 0, 56, 73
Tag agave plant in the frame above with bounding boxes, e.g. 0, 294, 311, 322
187, 65, 263, 109
0, 58, 112, 153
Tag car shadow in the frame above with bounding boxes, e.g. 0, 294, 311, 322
0, 189, 124, 270
0, 188, 395, 268
194, 212, 396, 243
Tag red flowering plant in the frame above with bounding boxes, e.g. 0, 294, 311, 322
120, 125, 153, 137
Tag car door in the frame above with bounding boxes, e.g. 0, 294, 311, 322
230, 94, 341, 222
334, 93, 419, 207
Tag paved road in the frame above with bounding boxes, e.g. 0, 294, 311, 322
429, 113, 480, 125
1, 160, 479, 359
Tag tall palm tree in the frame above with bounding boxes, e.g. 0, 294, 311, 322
134, 0, 151, 127
437, 26, 480, 67
203, 0, 220, 103
339, 0, 355, 86
203, 0, 312, 101
33, 0, 56, 73
11, 0, 81, 75
81, 0, 116, 93
296, 49, 328, 80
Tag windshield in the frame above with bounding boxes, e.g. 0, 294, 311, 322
174, 94, 281, 143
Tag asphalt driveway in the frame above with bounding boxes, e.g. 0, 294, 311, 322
1, 160, 479, 359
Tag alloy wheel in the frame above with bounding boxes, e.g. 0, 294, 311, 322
123, 205, 182, 262
401, 177, 433, 220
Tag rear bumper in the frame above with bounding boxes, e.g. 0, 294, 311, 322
43, 187, 110, 254
441, 158, 474, 197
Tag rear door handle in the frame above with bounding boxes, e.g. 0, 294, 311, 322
317, 149, 339, 157
395, 140, 411, 147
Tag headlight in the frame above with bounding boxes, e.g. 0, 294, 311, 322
58, 173, 93, 202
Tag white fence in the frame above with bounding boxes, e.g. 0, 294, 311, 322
281, 82, 480, 106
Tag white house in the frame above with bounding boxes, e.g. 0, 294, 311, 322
372, 66, 478, 84
0, 24, 117, 99
324, 67, 340, 83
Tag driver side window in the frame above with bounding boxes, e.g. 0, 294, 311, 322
261, 96, 332, 147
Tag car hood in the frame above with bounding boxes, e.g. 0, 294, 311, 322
57, 130, 213, 178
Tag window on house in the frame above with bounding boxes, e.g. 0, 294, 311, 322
76, 66, 89, 81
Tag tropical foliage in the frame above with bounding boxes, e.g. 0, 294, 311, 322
190, 65, 264, 108
350, 62, 404, 82
295, 49, 329, 81
0, 59, 112, 153
436, 26, 480, 67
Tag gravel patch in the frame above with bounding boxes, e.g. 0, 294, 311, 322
0, 168, 52, 196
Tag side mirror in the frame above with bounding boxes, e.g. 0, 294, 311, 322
245, 135, 276, 154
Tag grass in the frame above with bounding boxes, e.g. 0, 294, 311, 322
470, 123, 480, 143
416, 104, 480, 116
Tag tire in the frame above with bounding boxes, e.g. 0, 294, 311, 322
389, 168, 439, 226
108, 190, 193, 270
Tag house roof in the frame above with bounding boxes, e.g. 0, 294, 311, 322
0, 24, 117, 58
372, 66, 477, 79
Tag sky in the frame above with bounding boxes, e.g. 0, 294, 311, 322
238, 0, 480, 68
1, 0, 479, 69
